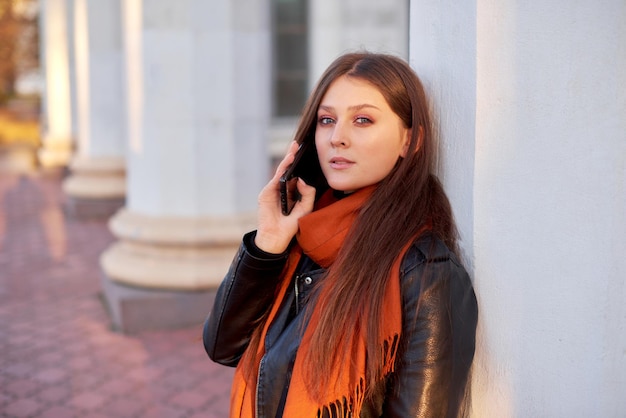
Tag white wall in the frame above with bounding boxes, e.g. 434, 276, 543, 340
410, 0, 626, 416
409, 0, 477, 270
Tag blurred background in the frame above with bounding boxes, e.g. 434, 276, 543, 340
0, 0, 410, 416
1, 0, 625, 417
1, 0, 410, 331
0, 0, 39, 172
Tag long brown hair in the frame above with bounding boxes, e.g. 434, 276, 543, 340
293, 52, 460, 398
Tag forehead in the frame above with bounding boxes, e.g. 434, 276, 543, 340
319, 75, 388, 107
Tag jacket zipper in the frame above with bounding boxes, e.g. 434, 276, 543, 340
294, 275, 300, 315
256, 354, 265, 418
257, 274, 300, 418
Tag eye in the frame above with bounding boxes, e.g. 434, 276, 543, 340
318, 116, 335, 125
355, 117, 373, 125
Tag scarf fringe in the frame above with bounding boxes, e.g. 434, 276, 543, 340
316, 377, 365, 418
316, 333, 399, 418
382, 333, 400, 375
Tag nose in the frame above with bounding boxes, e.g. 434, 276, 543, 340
329, 122, 349, 148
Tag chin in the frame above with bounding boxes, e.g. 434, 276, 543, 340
327, 180, 355, 192
329, 183, 362, 194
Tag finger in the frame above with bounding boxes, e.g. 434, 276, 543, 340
261, 142, 300, 200
271, 141, 299, 181
287, 140, 300, 153
298, 178, 316, 201
291, 178, 316, 215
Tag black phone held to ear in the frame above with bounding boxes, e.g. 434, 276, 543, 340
279, 143, 307, 215
279, 140, 328, 216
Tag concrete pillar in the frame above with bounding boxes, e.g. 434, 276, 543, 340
38, 0, 74, 168
410, 0, 626, 415
62, 0, 126, 219
100, 0, 269, 333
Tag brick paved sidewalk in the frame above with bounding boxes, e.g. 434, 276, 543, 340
0, 171, 233, 418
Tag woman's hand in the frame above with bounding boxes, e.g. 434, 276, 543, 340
255, 141, 317, 254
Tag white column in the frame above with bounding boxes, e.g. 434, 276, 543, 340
62, 0, 126, 219
38, 0, 74, 168
408, 1, 477, 267
100, 0, 269, 298
410, 0, 626, 415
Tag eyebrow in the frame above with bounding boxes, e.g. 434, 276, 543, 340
318, 104, 381, 113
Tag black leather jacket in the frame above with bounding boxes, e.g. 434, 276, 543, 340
203, 231, 478, 418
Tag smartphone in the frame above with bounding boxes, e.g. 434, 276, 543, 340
279, 141, 325, 215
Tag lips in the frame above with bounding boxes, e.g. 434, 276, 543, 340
329, 156, 355, 170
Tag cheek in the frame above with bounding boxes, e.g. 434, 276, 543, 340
373, 134, 404, 161
361, 148, 397, 181
368, 139, 404, 176
375, 153, 400, 177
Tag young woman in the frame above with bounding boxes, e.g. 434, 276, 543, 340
203, 52, 478, 418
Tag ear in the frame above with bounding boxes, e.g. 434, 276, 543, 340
400, 126, 423, 158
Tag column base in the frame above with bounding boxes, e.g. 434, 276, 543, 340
38, 135, 74, 168
100, 240, 237, 290
100, 208, 256, 331
65, 196, 126, 220
100, 271, 216, 334
62, 156, 126, 219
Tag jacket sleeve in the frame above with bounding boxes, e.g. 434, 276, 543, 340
203, 231, 289, 367
382, 240, 478, 418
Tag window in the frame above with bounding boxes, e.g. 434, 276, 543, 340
272, 0, 308, 117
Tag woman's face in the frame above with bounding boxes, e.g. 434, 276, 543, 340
314, 75, 411, 193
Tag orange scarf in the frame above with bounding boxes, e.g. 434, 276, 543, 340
230, 187, 411, 417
